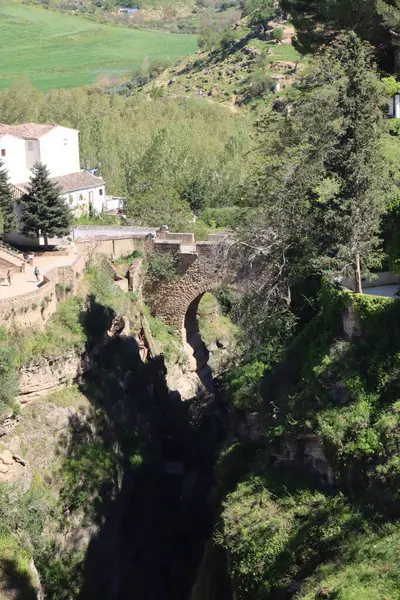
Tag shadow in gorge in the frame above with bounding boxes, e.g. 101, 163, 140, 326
0, 560, 37, 600
184, 294, 214, 392
56, 299, 230, 600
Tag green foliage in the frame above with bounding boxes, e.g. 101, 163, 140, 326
242, 0, 276, 35
0, 82, 251, 203
115, 249, 142, 266
36, 547, 85, 600
217, 457, 366, 599
146, 253, 179, 283
271, 26, 284, 42
226, 360, 266, 410
248, 70, 274, 97
21, 162, 73, 243
60, 439, 118, 513
0, 160, 16, 235
142, 305, 183, 362
0, 346, 19, 415
8, 296, 86, 367
197, 291, 238, 350
128, 188, 194, 231
201, 206, 245, 229
198, 26, 221, 51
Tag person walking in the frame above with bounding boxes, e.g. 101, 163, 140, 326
6, 270, 11, 286
34, 266, 40, 282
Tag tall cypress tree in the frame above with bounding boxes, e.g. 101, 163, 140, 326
0, 160, 16, 236
21, 162, 72, 246
315, 33, 386, 292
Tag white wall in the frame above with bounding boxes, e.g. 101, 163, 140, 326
0, 135, 29, 184
64, 185, 106, 216
25, 139, 40, 172
39, 126, 80, 178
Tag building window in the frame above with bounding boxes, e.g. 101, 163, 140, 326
99, 188, 103, 196
28, 141, 34, 151
1, 149, 5, 157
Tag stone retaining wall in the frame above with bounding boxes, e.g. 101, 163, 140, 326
76, 236, 145, 260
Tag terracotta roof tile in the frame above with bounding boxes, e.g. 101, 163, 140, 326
16, 171, 105, 195
0, 123, 58, 139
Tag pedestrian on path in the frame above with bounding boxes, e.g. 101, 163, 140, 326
6, 270, 11, 286
34, 266, 40, 282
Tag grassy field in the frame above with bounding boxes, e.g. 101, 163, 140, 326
0, 2, 197, 90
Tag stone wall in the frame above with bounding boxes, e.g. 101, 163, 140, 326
0, 234, 139, 329
76, 236, 145, 260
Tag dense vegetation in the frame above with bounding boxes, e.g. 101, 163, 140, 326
4, 0, 400, 596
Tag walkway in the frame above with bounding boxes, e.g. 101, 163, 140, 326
0, 253, 76, 300
363, 285, 400, 299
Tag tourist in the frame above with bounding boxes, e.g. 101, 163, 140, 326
6, 270, 11, 286
34, 266, 40, 282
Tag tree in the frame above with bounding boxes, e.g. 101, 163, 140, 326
312, 33, 387, 292
239, 33, 388, 300
127, 187, 194, 231
242, 0, 276, 37
21, 162, 73, 246
0, 161, 16, 236
280, 0, 400, 73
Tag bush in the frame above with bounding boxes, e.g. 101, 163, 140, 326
201, 206, 245, 229
271, 27, 284, 42
0, 347, 19, 415
147, 253, 179, 283
249, 71, 275, 98
128, 189, 194, 232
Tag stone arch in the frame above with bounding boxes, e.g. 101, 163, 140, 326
183, 288, 217, 391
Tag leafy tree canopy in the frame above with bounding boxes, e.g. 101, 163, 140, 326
281, 0, 400, 72
0, 160, 16, 235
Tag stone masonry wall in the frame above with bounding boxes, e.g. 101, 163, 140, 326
76, 236, 145, 260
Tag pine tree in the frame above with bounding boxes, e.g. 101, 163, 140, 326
0, 160, 16, 236
21, 162, 72, 246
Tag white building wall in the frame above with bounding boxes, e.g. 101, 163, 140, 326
0, 135, 29, 184
25, 139, 40, 171
64, 185, 105, 216
39, 126, 80, 178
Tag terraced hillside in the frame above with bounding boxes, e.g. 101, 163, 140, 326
147, 21, 300, 108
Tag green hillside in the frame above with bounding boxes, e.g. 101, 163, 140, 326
0, 2, 197, 90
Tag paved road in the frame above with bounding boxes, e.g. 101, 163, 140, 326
363, 285, 399, 299
0, 253, 76, 300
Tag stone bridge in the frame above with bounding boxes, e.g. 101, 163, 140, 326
146, 228, 241, 389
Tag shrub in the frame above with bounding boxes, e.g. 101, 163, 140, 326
249, 71, 275, 97
271, 27, 284, 42
0, 347, 19, 415
147, 253, 179, 283
201, 206, 245, 229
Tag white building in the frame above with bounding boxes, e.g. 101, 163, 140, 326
0, 123, 105, 217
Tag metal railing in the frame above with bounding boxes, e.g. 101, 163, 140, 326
0, 240, 23, 260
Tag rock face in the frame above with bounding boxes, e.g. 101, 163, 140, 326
0, 401, 85, 488
166, 363, 204, 401
18, 351, 82, 403
0, 449, 25, 483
